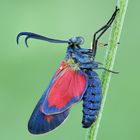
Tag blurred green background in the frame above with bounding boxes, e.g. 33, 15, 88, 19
0, 0, 139, 140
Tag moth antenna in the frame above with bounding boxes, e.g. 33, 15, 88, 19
16, 32, 69, 47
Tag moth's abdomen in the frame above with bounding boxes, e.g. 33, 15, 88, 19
82, 70, 102, 128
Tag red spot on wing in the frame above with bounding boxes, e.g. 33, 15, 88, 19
40, 105, 53, 122
47, 67, 87, 109
44, 115, 53, 122
40, 105, 43, 112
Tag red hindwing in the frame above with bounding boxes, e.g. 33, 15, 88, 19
42, 60, 88, 115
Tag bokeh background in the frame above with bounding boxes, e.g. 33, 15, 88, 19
0, 0, 139, 140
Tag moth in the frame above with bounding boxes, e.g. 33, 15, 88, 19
17, 7, 119, 134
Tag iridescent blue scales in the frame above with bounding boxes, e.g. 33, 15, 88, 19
82, 70, 102, 128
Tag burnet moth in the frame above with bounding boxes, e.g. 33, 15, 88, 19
16, 7, 119, 134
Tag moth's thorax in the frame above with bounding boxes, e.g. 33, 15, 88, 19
65, 46, 94, 67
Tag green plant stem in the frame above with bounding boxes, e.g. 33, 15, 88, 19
87, 0, 128, 140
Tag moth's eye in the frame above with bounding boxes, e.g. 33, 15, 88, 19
76, 37, 84, 45
70, 37, 77, 43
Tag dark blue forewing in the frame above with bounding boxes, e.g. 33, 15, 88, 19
28, 92, 70, 134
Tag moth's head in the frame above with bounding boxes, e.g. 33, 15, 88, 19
68, 37, 84, 47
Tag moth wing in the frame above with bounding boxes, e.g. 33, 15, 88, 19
28, 91, 70, 134
42, 61, 88, 115
28, 60, 88, 134
28, 61, 69, 134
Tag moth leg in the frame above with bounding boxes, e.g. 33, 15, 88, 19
98, 42, 108, 47
92, 7, 119, 56
78, 48, 93, 53
79, 62, 118, 74
94, 67, 119, 74
79, 62, 99, 69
